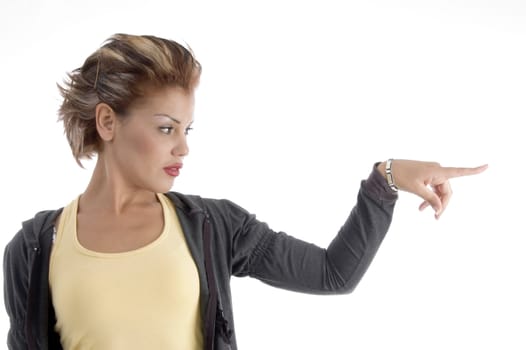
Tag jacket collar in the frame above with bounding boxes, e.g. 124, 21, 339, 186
164, 191, 207, 217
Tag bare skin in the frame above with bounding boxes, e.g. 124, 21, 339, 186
69, 85, 195, 253
76, 199, 164, 253
377, 160, 488, 220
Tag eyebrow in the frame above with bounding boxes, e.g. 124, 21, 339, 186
154, 113, 180, 124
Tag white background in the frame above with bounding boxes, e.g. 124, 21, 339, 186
1, 0, 525, 349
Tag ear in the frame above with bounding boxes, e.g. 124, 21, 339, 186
95, 103, 117, 142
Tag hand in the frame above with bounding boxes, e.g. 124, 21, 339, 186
377, 160, 488, 220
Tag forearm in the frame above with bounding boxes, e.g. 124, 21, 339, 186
324, 166, 397, 293
249, 165, 397, 294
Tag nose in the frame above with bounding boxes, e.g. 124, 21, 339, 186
172, 134, 189, 157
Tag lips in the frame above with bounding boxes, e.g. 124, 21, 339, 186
163, 163, 183, 177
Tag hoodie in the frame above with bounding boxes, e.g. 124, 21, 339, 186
3, 166, 397, 349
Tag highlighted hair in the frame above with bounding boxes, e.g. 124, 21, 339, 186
57, 33, 201, 167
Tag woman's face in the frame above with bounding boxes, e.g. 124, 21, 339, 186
107, 85, 195, 193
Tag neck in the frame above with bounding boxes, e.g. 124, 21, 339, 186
81, 156, 157, 215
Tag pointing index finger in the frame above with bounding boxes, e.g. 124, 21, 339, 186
442, 164, 489, 179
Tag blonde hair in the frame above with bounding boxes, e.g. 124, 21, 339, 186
57, 33, 201, 166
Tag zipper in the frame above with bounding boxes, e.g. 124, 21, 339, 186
26, 244, 41, 350
203, 212, 218, 350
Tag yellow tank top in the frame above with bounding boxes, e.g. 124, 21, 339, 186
49, 194, 203, 350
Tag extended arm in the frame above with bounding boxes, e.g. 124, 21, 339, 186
227, 160, 487, 294
229, 165, 397, 294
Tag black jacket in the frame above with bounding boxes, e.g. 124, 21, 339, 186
3, 166, 397, 349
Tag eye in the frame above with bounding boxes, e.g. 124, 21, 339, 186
184, 127, 194, 136
159, 126, 174, 135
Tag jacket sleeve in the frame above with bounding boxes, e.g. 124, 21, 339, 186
3, 229, 30, 349
225, 165, 398, 294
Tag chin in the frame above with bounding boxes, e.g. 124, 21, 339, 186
141, 180, 174, 194
160, 185, 174, 193
157, 180, 176, 194
144, 172, 177, 193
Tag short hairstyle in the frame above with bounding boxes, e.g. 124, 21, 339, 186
57, 33, 201, 167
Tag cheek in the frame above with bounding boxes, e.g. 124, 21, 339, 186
124, 130, 160, 160
133, 135, 156, 154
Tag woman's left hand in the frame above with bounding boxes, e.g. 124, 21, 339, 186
377, 160, 488, 219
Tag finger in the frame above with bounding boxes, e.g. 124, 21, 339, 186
435, 182, 453, 219
419, 201, 430, 211
441, 164, 488, 180
414, 184, 442, 215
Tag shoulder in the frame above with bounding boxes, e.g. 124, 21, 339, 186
5, 208, 63, 254
164, 191, 250, 218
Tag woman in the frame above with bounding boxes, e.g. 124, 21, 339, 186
3, 33, 487, 350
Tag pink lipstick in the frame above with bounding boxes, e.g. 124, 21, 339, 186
163, 163, 183, 177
